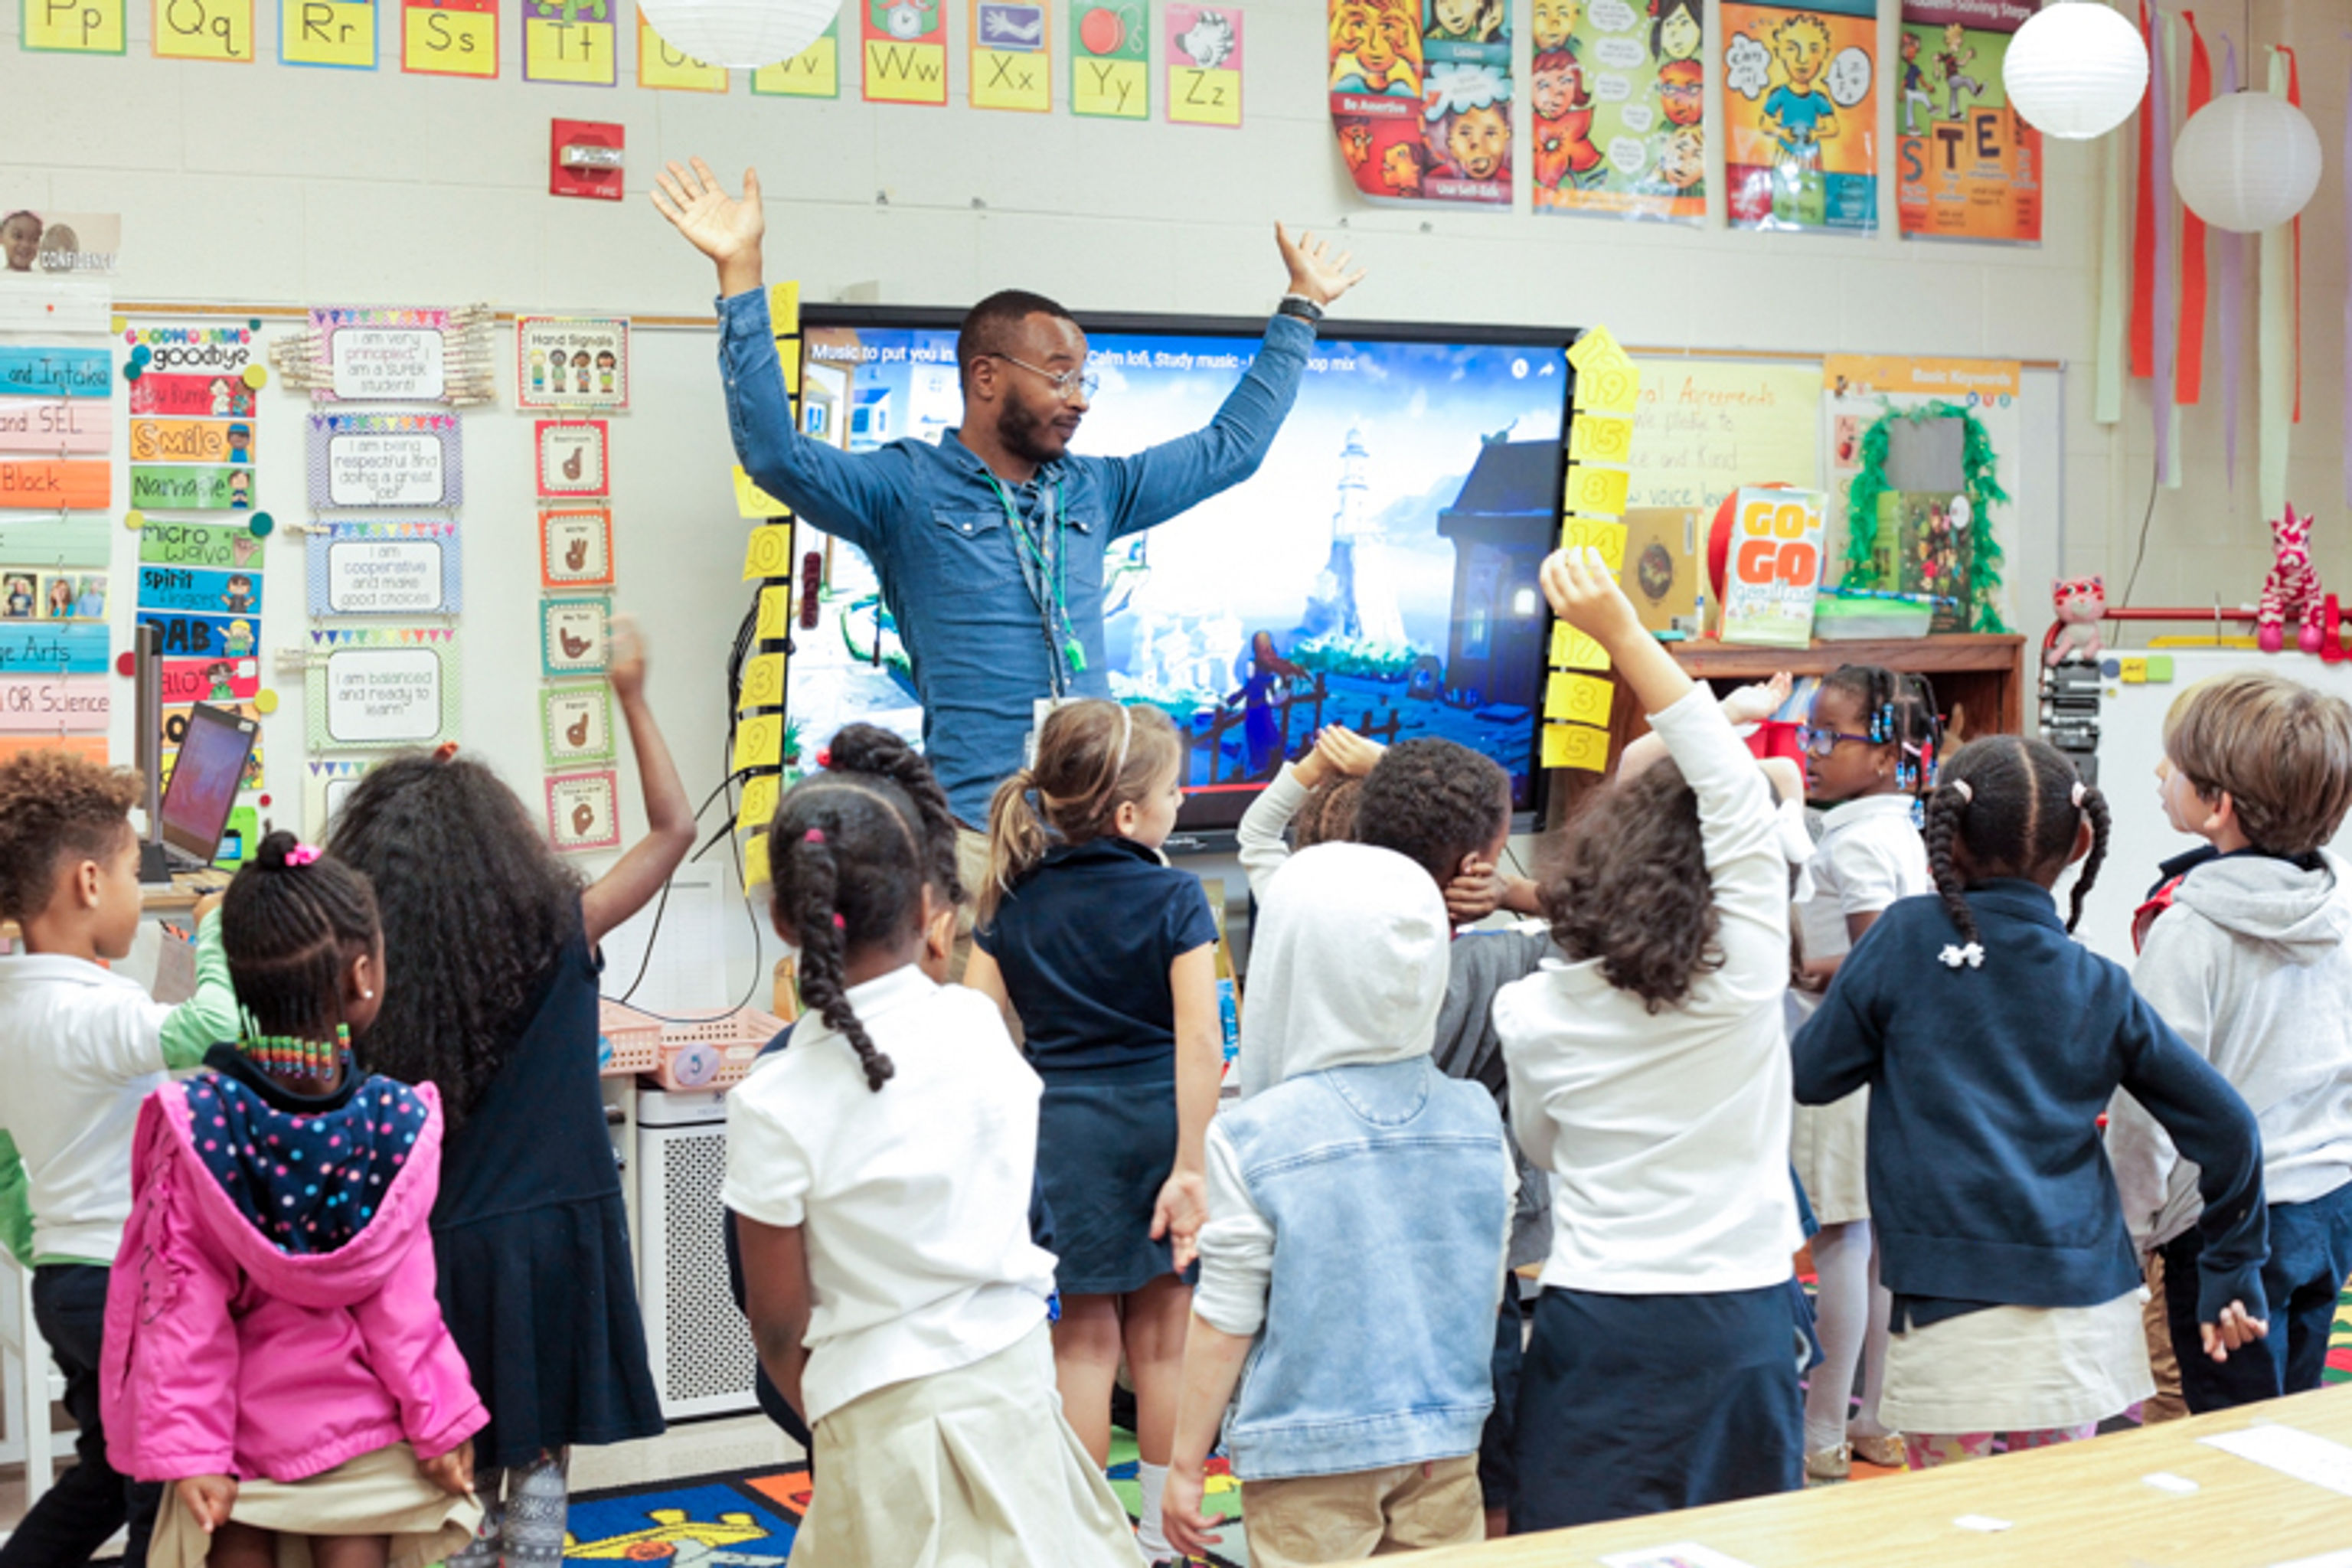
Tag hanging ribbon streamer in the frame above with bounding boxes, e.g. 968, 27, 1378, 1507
2129, 1, 2157, 380
2218, 36, 2243, 486
2285, 47, 2303, 425
2342, 47, 2350, 510
2259, 46, 2294, 524
2148, 5, 2175, 485
2174, 12, 2210, 406
2096, 115, 2129, 425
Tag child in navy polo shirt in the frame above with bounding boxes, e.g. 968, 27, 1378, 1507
965, 699, 1221, 1566
1795, 735, 2271, 1468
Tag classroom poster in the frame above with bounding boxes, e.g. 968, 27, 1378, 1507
522, 0, 616, 84
517, 317, 629, 410
969, 0, 1050, 110
1626, 358, 1824, 519
1534, 0, 1704, 224
1419, 0, 1509, 202
1165, 3, 1240, 127
1327, 0, 1423, 201
153, 0, 255, 60
1723, 0, 1878, 234
23, 0, 127, 53
750, 15, 841, 96
401, 0, 498, 77
861, 0, 949, 104
1896, 0, 2040, 244
1070, 0, 1146, 117
638, 7, 726, 90
280, 0, 378, 68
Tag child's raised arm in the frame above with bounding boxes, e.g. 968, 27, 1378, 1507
581, 618, 696, 951
1540, 548, 1787, 1002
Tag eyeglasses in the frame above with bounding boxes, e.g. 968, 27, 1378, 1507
1795, 725, 1881, 759
986, 353, 1099, 403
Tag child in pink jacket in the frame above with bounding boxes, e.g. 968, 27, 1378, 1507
101, 834, 485, 1568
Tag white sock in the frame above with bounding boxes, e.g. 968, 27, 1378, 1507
1135, 1459, 1172, 1561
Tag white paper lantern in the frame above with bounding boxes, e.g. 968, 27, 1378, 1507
638, 0, 837, 70
2172, 91, 2325, 232
2003, 1, 2148, 141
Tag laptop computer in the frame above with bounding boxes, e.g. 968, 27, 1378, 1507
155, 702, 259, 874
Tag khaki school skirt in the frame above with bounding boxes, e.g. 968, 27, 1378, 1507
148, 1440, 482, 1568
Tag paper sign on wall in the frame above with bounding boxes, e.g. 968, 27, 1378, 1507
861, 0, 949, 104
0, 397, 111, 453
1165, 2, 1240, 126
542, 682, 616, 766
751, 15, 840, 95
139, 519, 266, 570
0, 622, 110, 675
281, 0, 378, 67
517, 318, 628, 410
273, 306, 494, 405
129, 418, 256, 465
1723, 0, 1879, 234
1897, 0, 2040, 244
971, 0, 1050, 110
536, 420, 609, 497
153, 0, 255, 60
305, 760, 367, 837
638, 7, 726, 88
0, 673, 110, 734
402, 0, 496, 76
304, 627, 462, 749
161, 655, 260, 705
138, 564, 263, 617
1070, 0, 1145, 117
542, 596, 611, 676
25, 0, 127, 51
523, 0, 616, 83
1, 460, 109, 510
547, 769, 620, 851
305, 521, 462, 616
0, 348, 109, 400
540, 508, 615, 588
308, 413, 462, 509
3, 570, 106, 620
129, 371, 256, 418
1717, 486, 1827, 646
1533, 0, 1707, 224
737, 771, 780, 835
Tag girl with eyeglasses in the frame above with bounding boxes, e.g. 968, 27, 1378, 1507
1788, 664, 1939, 1482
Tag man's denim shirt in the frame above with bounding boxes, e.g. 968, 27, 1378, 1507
717, 287, 1314, 825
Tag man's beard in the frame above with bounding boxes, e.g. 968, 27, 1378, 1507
997, 397, 1067, 466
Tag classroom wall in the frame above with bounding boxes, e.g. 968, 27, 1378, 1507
10, 0, 2331, 962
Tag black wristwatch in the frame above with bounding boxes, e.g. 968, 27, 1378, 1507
1277, 293, 1325, 325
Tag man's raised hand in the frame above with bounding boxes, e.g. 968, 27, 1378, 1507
651, 158, 766, 296
1276, 224, 1368, 309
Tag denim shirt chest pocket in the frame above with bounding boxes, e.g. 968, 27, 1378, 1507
925, 507, 1025, 600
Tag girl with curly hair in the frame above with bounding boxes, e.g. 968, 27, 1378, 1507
1496, 547, 1807, 1529
325, 618, 692, 1568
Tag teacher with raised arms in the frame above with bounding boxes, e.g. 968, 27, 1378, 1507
653, 158, 1367, 871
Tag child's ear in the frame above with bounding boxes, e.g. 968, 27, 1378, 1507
70, 856, 103, 910
2203, 789, 2240, 838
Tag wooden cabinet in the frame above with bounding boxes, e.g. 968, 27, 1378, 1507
1546, 633, 2027, 825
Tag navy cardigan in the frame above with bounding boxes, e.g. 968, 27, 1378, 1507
1793, 879, 2269, 1328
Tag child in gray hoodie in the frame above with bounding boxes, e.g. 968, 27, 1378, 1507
2111, 671, 2352, 1412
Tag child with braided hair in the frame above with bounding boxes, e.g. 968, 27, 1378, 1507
1786, 662, 1939, 1480
1794, 736, 2271, 1468
724, 745, 1141, 1566
103, 831, 485, 1568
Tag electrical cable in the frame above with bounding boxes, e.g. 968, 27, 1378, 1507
2116, 452, 2164, 610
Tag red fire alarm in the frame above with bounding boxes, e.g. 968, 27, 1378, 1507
551, 119, 625, 201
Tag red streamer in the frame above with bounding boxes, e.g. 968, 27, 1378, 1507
2176, 14, 2210, 404
2130, 0, 2157, 380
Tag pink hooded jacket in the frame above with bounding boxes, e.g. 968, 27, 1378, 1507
100, 1074, 485, 1483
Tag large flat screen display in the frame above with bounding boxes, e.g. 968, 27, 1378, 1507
787, 309, 1575, 835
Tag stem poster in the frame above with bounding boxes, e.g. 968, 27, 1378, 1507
1896, 0, 2040, 244
1534, 0, 1704, 224
1723, 0, 1878, 234
1328, 0, 1508, 205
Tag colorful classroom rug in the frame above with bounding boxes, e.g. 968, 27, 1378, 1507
559, 1435, 1253, 1565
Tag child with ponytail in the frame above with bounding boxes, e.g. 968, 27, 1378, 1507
724, 738, 1140, 1565
1786, 663, 1938, 1480
103, 833, 485, 1568
1794, 736, 2271, 1468
964, 699, 1220, 1565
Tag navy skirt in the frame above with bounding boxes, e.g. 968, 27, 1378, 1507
1511, 1283, 1804, 1533
1036, 1072, 1194, 1296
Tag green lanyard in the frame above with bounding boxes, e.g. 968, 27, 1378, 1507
985, 474, 1086, 692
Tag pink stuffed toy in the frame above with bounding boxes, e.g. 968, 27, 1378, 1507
2044, 575, 2105, 667
2259, 505, 2324, 655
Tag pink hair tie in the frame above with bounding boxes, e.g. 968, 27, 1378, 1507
284, 844, 320, 867
2071, 780, 2088, 808
804, 828, 826, 844
815, 747, 833, 769
832, 913, 846, 929
1950, 779, 1974, 803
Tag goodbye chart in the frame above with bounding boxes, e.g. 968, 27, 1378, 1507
305, 522, 462, 616
308, 414, 462, 508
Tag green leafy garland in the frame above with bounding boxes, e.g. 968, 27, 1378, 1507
1838, 400, 2011, 633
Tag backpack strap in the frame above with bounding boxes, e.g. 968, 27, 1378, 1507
2132, 874, 2189, 955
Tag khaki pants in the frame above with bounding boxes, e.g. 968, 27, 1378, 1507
2141, 1250, 2190, 1423
1240, 1455, 1483, 1568
952, 826, 990, 982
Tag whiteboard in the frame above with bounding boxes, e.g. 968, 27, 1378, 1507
2074, 646, 2352, 968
